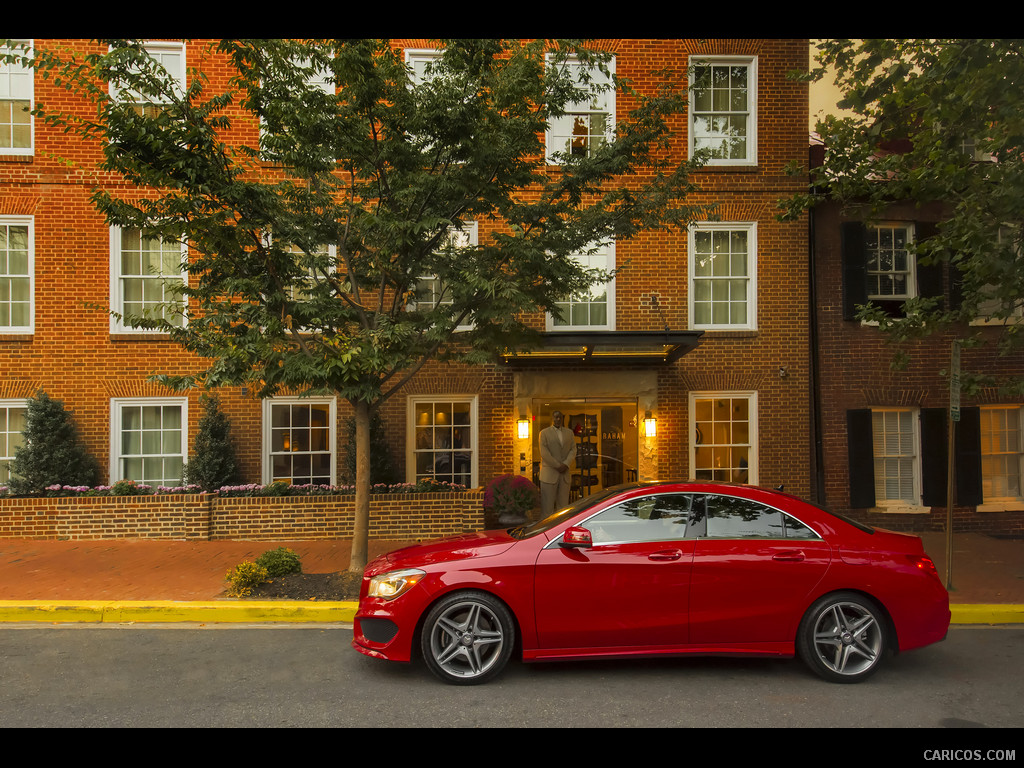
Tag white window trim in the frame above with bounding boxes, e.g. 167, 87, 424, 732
688, 55, 757, 167
405, 48, 443, 84
406, 394, 479, 487
412, 221, 477, 332
109, 225, 188, 334
0, 398, 29, 484
109, 397, 188, 486
0, 38, 33, 156
864, 222, 917, 303
0, 214, 34, 334
688, 391, 759, 486
868, 407, 926, 514
546, 239, 616, 331
688, 221, 757, 331
545, 54, 616, 164
108, 40, 186, 107
261, 396, 337, 486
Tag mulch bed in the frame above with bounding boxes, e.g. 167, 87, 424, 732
247, 571, 363, 601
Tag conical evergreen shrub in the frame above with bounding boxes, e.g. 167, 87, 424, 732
6, 390, 99, 494
183, 394, 239, 491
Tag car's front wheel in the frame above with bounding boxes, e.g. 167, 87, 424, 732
420, 591, 515, 685
797, 591, 887, 683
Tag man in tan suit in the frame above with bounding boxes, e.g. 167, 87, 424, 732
539, 410, 576, 516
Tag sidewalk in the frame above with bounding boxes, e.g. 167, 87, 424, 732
0, 532, 1021, 624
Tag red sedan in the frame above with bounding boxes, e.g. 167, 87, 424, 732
352, 482, 950, 685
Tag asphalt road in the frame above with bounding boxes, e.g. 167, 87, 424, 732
1, 624, 1022, 732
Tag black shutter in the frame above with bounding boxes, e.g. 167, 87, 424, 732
956, 407, 983, 506
916, 222, 944, 310
847, 409, 875, 508
920, 408, 948, 507
841, 222, 867, 321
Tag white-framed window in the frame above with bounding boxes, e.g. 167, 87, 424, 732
110, 398, 188, 487
110, 226, 187, 333
0, 39, 32, 155
0, 399, 28, 485
406, 48, 443, 85
864, 222, 916, 301
689, 221, 756, 330
690, 392, 758, 485
546, 54, 615, 162
262, 397, 336, 486
109, 41, 185, 117
871, 408, 921, 507
280, 240, 336, 303
548, 239, 615, 330
980, 405, 1023, 503
412, 221, 477, 332
408, 395, 477, 487
0, 215, 33, 333
974, 225, 1023, 324
690, 56, 757, 166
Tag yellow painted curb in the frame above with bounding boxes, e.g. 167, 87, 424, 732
950, 604, 1024, 625
0, 600, 357, 624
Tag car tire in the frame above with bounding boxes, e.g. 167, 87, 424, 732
420, 591, 515, 685
797, 591, 888, 683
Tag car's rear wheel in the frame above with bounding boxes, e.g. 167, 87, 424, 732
797, 592, 887, 683
420, 591, 515, 685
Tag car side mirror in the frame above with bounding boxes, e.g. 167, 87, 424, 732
560, 526, 593, 549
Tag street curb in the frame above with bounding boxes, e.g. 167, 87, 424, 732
0, 601, 1020, 626
949, 604, 1024, 625
0, 600, 357, 624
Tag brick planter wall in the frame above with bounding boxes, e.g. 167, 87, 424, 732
0, 491, 485, 541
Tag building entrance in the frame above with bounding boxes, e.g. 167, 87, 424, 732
532, 399, 639, 498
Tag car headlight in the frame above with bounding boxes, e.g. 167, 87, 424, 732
368, 568, 425, 600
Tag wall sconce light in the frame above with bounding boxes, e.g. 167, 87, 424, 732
643, 411, 657, 437
517, 416, 530, 440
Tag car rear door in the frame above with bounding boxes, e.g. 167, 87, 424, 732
688, 493, 831, 646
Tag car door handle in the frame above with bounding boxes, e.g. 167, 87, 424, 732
649, 549, 683, 561
772, 550, 805, 562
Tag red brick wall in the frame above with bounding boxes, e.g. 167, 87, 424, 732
0, 491, 485, 541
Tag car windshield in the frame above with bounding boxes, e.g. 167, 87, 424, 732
508, 486, 626, 540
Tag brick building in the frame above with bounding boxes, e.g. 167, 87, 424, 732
810, 143, 1024, 535
0, 39, 814, 508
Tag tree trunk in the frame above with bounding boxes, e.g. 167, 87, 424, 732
348, 399, 371, 573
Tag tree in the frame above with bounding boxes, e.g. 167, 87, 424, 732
6, 391, 100, 494
18, 39, 712, 570
183, 394, 239, 491
793, 39, 1024, 393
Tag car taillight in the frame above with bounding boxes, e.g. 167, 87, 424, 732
907, 554, 940, 580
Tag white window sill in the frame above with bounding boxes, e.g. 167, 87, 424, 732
977, 501, 1024, 513
868, 504, 930, 515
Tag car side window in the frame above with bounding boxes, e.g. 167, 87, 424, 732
703, 494, 820, 539
705, 494, 783, 538
583, 493, 691, 544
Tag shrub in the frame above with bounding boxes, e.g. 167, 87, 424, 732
183, 395, 239, 492
225, 561, 269, 597
6, 390, 99, 495
255, 547, 302, 577
483, 474, 539, 523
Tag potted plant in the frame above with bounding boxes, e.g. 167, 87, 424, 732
484, 474, 540, 526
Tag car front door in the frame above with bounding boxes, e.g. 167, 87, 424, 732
533, 493, 695, 651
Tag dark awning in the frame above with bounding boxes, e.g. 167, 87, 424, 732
499, 330, 703, 368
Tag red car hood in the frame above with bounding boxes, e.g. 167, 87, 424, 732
372, 529, 519, 573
